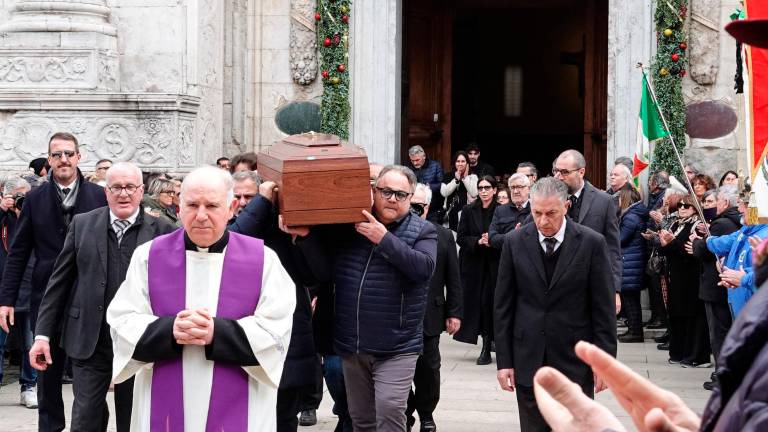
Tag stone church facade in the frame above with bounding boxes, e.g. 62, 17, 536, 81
0, 0, 746, 180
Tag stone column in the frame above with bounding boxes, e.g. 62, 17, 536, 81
349, 0, 402, 165
607, 0, 654, 167
0, 0, 116, 35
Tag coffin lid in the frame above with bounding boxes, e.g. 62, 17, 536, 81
262, 132, 367, 161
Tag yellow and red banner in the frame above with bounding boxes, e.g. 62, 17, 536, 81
746, 1, 768, 222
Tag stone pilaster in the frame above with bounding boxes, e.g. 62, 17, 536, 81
349, 0, 402, 165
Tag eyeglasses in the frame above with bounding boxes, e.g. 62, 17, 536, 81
50, 150, 77, 160
376, 187, 412, 202
526, 174, 536, 178
96, 166, 111, 171
160, 190, 177, 196
478, 185, 494, 191
410, 203, 426, 216
107, 184, 141, 195
679, 203, 694, 209
552, 168, 579, 176
509, 185, 528, 190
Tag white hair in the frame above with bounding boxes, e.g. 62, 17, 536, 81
106, 162, 143, 185
3, 177, 30, 195
181, 166, 235, 203
508, 173, 531, 187
613, 164, 632, 181
414, 183, 432, 205
530, 177, 568, 204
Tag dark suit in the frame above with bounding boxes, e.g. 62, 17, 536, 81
0, 170, 106, 432
571, 182, 621, 292
35, 207, 174, 431
407, 222, 462, 423
494, 221, 616, 432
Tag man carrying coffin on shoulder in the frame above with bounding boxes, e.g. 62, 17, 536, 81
107, 166, 296, 431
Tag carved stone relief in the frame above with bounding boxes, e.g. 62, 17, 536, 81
290, 0, 318, 85
689, 0, 720, 85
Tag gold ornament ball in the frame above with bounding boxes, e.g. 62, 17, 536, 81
659, 67, 669, 76
330, 76, 341, 85
341, 5, 349, 14
663, 28, 673, 37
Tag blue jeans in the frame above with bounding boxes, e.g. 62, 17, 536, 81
323, 355, 353, 432
0, 311, 37, 391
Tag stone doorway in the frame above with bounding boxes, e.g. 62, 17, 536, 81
401, 0, 608, 187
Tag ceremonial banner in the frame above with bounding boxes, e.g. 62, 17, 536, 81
633, 72, 668, 186
745, 1, 768, 222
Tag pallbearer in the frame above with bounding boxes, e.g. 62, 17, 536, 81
107, 166, 296, 431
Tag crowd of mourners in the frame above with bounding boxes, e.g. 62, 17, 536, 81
0, 132, 767, 432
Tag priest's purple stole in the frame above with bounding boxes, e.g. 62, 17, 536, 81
147, 229, 264, 431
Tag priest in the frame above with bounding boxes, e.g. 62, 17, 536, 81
107, 166, 296, 431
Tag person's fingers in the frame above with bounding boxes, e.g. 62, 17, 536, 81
361, 210, 377, 224
534, 367, 593, 414
644, 408, 679, 432
575, 342, 656, 400
8, 308, 13, 327
533, 369, 572, 431
185, 313, 210, 327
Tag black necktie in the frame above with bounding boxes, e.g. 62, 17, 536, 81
544, 237, 557, 257
62, 188, 71, 196
568, 195, 578, 218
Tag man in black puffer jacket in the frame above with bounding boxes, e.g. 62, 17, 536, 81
288, 165, 437, 432
691, 186, 741, 391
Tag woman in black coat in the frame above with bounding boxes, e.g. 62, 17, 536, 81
454, 175, 499, 365
617, 187, 648, 342
440, 151, 478, 231
659, 195, 711, 367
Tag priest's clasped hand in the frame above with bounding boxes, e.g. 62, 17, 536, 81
173, 308, 215, 345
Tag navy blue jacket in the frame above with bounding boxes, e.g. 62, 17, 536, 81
410, 158, 445, 220
619, 202, 648, 292
701, 277, 768, 431
298, 212, 437, 356
488, 202, 531, 249
0, 170, 107, 327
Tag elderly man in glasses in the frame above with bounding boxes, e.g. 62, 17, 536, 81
0, 132, 108, 431
283, 165, 438, 432
28, 162, 176, 432
488, 173, 533, 249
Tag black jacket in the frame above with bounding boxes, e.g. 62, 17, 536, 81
660, 218, 701, 317
0, 170, 107, 326
229, 195, 317, 389
423, 222, 462, 336
494, 221, 616, 387
692, 207, 741, 303
488, 202, 531, 249
572, 182, 622, 293
34, 207, 174, 359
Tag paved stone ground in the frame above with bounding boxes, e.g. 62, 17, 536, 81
0, 333, 714, 431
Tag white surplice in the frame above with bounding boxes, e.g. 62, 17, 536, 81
107, 241, 296, 432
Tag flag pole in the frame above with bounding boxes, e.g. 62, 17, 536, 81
636, 63, 711, 236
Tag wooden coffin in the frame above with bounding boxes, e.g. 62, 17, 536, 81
258, 133, 370, 226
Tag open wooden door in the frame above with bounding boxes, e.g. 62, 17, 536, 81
583, 0, 609, 189
401, 0, 453, 169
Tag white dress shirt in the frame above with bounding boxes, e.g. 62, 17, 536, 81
537, 218, 567, 253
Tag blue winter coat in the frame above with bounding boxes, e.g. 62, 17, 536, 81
706, 224, 768, 317
298, 212, 438, 357
619, 202, 648, 292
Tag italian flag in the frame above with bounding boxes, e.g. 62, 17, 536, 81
633, 72, 668, 184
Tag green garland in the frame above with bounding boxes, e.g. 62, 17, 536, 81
650, 0, 688, 178
316, 0, 351, 139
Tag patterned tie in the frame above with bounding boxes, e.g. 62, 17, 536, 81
62, 188, 71, 196
544, 237, 557, 257
113, 219, 130, 244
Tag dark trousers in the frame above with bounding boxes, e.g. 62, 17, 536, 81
70, 329, 133, 432
323, 355, 353, 432
669, 312, 711, 364
37, 336, 66, 432
648, 272, 668, 323
620, 290, 643, 334
516, 381, 594, 432
277, 387, 302, 432
704, 300, 732, 367
406, 335, 441, 422
299, 356, 324, 411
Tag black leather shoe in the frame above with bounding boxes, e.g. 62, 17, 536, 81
646, 320, 667, 329
654, 331, 669, 343
703, 380, 716, 391
476, 349, 492, 365
299, 409, 317, 426
657, 342, 669, 351
618, 333, 644, 343
420, 419, 437, 432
